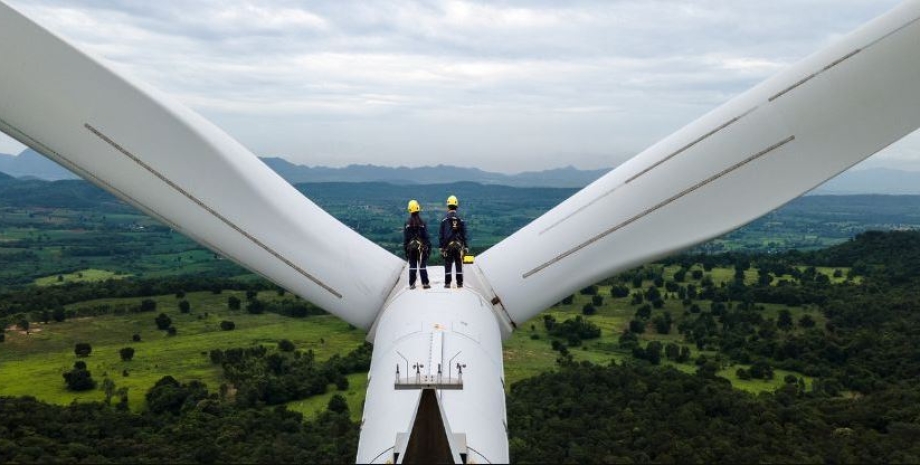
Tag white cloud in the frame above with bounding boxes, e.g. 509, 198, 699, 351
0, 0, 912, 172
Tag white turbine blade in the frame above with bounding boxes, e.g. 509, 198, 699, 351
477, 0, 920, 326
0, 2, 404, 329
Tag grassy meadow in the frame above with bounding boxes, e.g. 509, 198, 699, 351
0, 290, 366, 415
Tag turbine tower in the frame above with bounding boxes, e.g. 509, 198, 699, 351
2, 1, 920, 463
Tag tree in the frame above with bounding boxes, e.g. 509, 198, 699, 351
335, 375, 349, 391
674, 268, 687, 282
18, 319, 29, 331
645, 341, 663, 365
132, 333, 141, 342
155, 313, 172, 330
0, 333, 5, 343
618, 331, 639, 350
582, 304, 596, 315
580, 285, 598, 295
220, 320, 236, 331
63, 362, 96, 391
777, 309, 794, 331
167, 326, 177, 337
653, 315, 672, 334
328, 394, 349, 414
246, 290, 258, 301
228, 296, 242, 310
178, 300, 191, 314
635, 304, 652, 320
592, 295, 604, 307
628, 319, 646, 334
140, 299, 157, 312
799, 314, 816, 328
611, 285, 630, 298
52, 306, 66, 323
665, 342, 680, 361
119, 347, 135, 361
246, 299, 265, 315
750, 360, 774, 380
561, 295, 575, 305
74, 342, 92, 357
278, 339, 296, 352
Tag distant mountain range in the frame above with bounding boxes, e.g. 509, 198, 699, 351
259, 157, 609, 188
3, 148, 920, 193
0, 149, 79, 181
0, 149, 609, 188
810, 167, 920, 195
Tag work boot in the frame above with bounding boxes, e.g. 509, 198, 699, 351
423, 284, 431, 289
409, 284, 416, 290
457, 283, 463, 288
444, 283, 451, 289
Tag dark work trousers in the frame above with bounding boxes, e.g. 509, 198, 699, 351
408, 248, 429, 286
444, 250, 463, 287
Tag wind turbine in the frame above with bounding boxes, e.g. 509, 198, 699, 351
2, 1, 920, 463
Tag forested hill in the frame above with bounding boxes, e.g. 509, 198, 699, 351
0, 175, 575, 212
808, 230, 920, 277
0, 176, 131, 211
509, 230, 920, 463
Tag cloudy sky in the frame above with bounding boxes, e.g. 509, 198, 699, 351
2, 0, 919, 173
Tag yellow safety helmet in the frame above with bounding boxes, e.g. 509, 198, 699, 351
407, 199, 421, 213
446, 195, 459, 207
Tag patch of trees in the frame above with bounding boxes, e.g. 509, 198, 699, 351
119, 347, 135, 362
507, 360, 920, 463
74, 342, 92, 357
63, 361, 96, 391
0, 276, 291, 320
543, 315, 600, 346
208, 342, 372, 407
639, 231, 920, 395
154, 313, 171, 331
0, 390, 358, 463
242, 298, 326, 318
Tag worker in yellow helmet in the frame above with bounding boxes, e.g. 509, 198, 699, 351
439, 195, 468, 288
404, 200, 431, 289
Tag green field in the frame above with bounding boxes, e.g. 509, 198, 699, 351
1, 265, 823, 419
34, 268, 130, 286
0, 291, 367, 414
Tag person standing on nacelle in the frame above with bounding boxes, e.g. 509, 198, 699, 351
440, 195, 468, 289
404, 200, 431, 289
